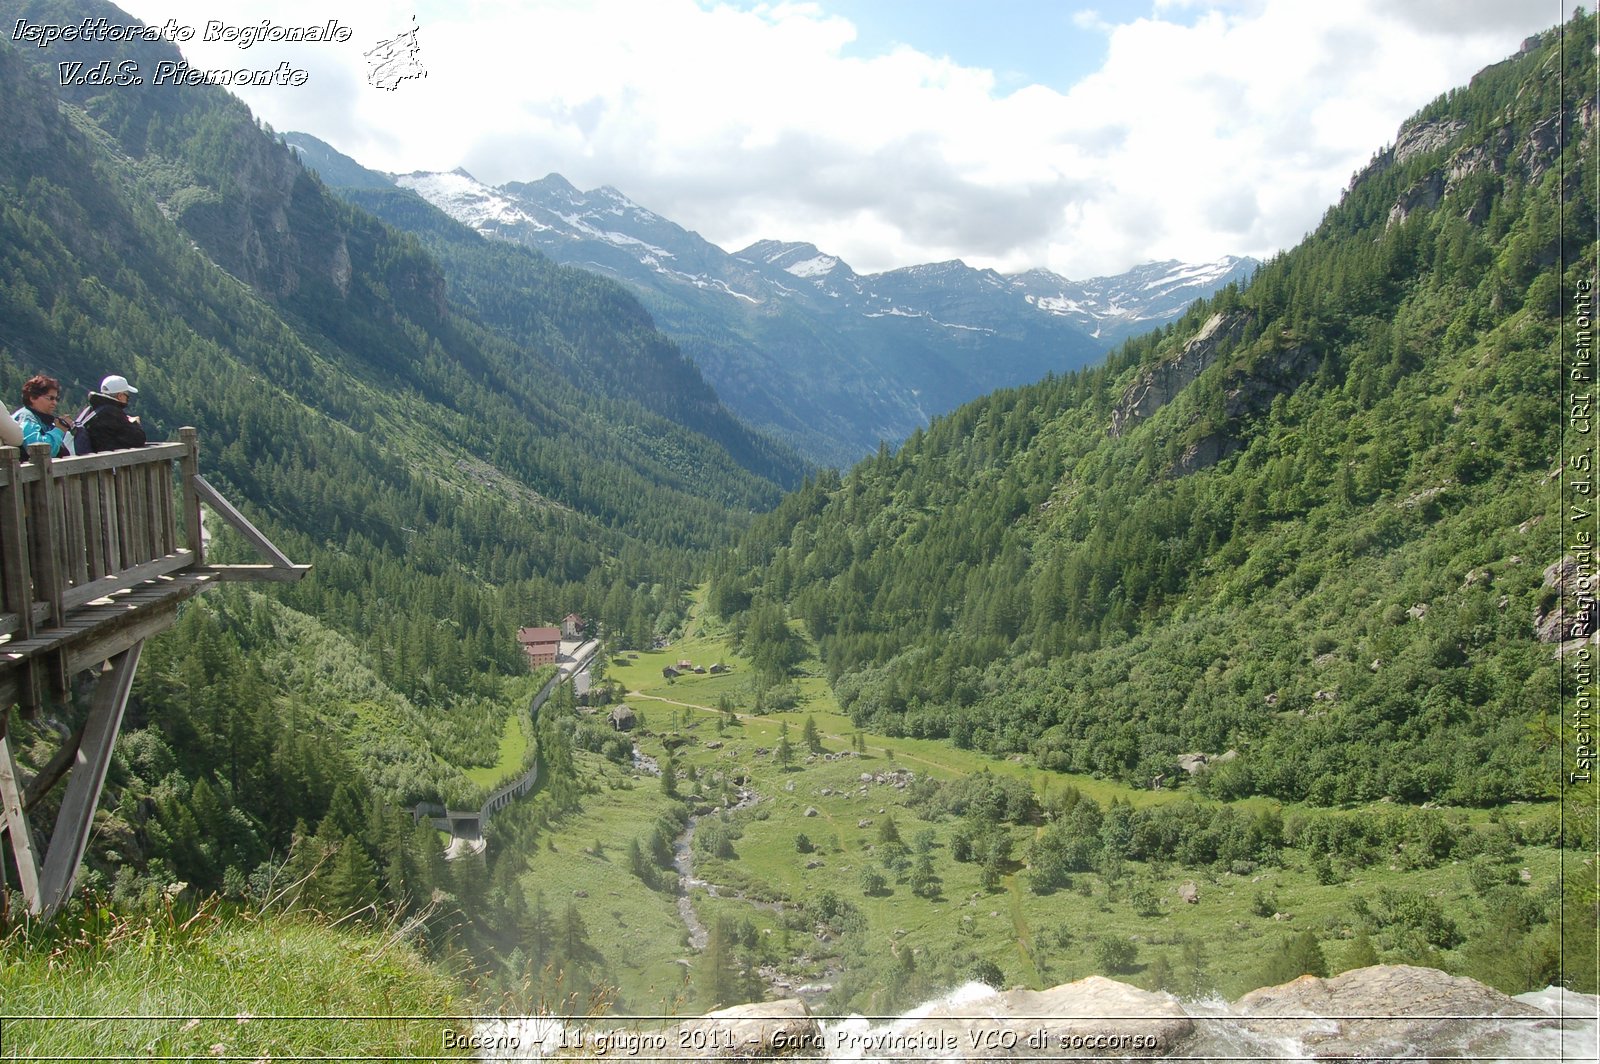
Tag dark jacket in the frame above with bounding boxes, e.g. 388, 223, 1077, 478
77, 392, 147, 454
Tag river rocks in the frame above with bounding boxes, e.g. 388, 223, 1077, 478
1174, 751, 1235, 776
846, 768, 916, 790
1233, 964, 1547, 1057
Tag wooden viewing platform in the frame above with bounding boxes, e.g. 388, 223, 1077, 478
0, 428, 307, 918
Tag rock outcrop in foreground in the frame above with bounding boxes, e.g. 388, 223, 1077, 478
894, 977, 1191, 1058
1233, 965, 1551, 1059
534, 965, 1582, 1060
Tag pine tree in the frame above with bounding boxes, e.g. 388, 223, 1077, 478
696, 917, 749, 1009
802, 715, 822, 753
320, 834, 379, 919
775, 722, 795, 768
908, 853, 941, 899
1343, 927, 1380, 971
525, 892, 554, 969
1255, 931, 1329, 988
560, 901, 591, 962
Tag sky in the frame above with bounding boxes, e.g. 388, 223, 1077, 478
111, 0, 1573, 279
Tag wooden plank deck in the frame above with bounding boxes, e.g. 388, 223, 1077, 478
0, 571, 217, 710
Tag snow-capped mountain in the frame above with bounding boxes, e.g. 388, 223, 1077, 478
393, 164, 1254, 344
288, 134, 1253, 465
1010, 258, 1256, 338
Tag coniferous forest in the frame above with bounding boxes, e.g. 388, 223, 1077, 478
0, 0, 1596, 1044
715, 17, 1590, 807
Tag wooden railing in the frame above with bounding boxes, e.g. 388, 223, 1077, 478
0, 427, 307, 714
1, 440, 193, 643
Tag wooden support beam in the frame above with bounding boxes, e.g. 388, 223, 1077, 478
200, 563, 313, 583
0, 573, 214, 712
23, 721, 85, 812
191, 475, 296, 569
33, 641, 143, 917
179, 428, 204, 567
0, 732, 42, 912
61, 551, 194, 611
61, 601, 180, 676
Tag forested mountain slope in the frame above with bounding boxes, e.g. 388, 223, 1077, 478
0, 0, 784, 941
713, 17, 1594, 807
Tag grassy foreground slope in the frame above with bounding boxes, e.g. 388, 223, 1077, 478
0, 904, 474, 1059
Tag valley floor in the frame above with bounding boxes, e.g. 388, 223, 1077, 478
503, 600, 1575, 1016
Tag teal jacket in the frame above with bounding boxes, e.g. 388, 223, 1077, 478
12, 407, 67, 457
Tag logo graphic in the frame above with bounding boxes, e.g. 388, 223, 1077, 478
366, 15, 425, 90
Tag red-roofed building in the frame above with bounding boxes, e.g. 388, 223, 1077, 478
517, 626, 561, 667
562, 613, 585, 639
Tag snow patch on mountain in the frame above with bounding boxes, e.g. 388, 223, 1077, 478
395, 170, 550, 233
785, 254, 839, 279
551, 211, 674, 259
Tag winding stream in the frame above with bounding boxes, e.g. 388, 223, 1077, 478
633, 744, 775, 961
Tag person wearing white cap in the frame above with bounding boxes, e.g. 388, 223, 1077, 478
74, 373, 147, 454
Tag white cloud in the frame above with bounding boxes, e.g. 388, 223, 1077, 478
119, 0, 1567, 277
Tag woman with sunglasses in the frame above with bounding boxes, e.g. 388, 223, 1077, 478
12, 375, 74, 458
